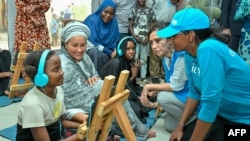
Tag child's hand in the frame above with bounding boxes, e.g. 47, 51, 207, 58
142, 38, 148, 46
111, 49, 116, 58
131, 59, 141, 68
130, 59, 140, 77
135, 36, 143, 44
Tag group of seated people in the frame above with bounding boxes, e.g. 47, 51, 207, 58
2, 20, 157, 140
1, 0, 250, 141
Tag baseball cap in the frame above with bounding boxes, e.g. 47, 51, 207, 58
157, 8, 210, 38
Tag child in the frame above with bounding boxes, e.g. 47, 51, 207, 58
0, 49, 12, 96
16, 50, 81, 141
100, 36, 156, 139
51, 14, 59, 47
129, 0, 156, 85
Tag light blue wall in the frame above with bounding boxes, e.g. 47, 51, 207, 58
7, 0, 16, 64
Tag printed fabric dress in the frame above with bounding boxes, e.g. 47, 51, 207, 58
14, 0, 51, 51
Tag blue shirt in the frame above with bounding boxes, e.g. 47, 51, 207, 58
185, 38, 250, 124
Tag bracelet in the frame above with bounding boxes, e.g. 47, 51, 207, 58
179, 122, 185, 127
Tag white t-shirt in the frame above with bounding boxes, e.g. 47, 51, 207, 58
17, 86, 65, 128
146, 0, 176, 24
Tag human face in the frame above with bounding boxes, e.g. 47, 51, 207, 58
137, 0, 146, 6
125, 41, 136, 61
65, 35, 87, 61
101, 6, 114, 23
149, 30, 172, 58
45, 54, 64, 87
171, 32, 190, 52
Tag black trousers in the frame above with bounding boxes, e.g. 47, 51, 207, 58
182, 115, 246, 141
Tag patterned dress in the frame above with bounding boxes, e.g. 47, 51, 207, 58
14, 0, 51, 51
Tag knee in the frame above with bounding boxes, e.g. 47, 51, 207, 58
157, 92, 171, 106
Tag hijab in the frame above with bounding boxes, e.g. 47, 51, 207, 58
117, 37, 137, 71
83, 0, 120, 51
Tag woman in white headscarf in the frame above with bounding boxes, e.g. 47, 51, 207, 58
59, 20, 102, 130
59, 20, 156, 140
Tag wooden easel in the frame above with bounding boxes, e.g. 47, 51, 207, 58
77, 70, 137, 141
9, 42, 40, 98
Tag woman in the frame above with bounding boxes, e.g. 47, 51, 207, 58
140, 22, 197, 132
14, 0, 51, 52
100, 36, 156, 140
59, 21, 101, 128
83, 0, 120, 74
157, 8, 250, 141
13, 0, 51, 66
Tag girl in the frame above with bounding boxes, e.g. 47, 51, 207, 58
16, 50, 80, 141
100, 36, 156, 140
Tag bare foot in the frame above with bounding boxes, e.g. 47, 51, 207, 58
148, 129, 156, 138
107, 134, 120, 141
114, 135, 120, 141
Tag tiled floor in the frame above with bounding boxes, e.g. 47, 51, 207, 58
0, 102, 20, 141
0, 101, 170, 141
147, 113, 171, 141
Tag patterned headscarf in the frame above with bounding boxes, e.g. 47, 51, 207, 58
60, 21, 90, 44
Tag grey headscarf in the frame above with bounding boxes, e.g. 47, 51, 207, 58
60, 21, 90, 44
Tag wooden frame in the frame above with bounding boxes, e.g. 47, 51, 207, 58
77, 70, 137, 141
9, 42, 40, 98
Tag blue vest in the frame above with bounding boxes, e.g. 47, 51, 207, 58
162, 51, 189, 104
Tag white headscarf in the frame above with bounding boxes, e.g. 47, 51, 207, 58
60, 21, 90, 44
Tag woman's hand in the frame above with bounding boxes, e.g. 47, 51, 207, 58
30, 15, 42, 27
169, 125, 184, 141
140, 98, 158, 108
87, 77, 100, 86
28, 5, 40, 13
221, 28, 231, 36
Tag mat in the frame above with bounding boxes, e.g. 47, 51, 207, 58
0, 124, 16, 141
0, 95, 22, 107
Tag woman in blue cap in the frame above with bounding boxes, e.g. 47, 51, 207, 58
157, 8, 250, 141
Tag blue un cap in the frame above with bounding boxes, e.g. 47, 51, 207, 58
157, 8, 210, 38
